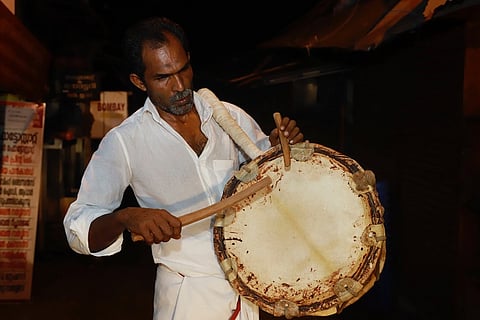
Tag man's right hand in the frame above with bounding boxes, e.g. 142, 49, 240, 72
117, 207, 182, 245
88, 207, 182, 252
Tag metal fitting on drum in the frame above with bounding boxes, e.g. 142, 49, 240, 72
290, 141, 314, 161
234, 161, 259, 182
333, 278, 363, 302
361, 223, 387, 247
273, 300, 299, 319
220, 257, 238, 282
350, 169, 377, 193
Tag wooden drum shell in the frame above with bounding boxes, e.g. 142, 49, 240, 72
213, 143, 386, 318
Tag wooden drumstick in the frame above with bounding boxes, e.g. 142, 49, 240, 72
131, 176, 272, 242
273, 112, 291, 170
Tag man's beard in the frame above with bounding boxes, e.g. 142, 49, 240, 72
158, 89, 194, 115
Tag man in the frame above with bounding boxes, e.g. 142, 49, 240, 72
63, 16, 304, 319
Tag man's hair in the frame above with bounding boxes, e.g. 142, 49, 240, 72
122, 16, 190, 80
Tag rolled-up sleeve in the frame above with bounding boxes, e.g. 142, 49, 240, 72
63, 130, 131, 256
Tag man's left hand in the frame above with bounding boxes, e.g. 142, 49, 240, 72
269, 116, 304, 146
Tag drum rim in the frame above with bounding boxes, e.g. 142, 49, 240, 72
214, 142, 386, 317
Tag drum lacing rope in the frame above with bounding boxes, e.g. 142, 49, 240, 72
229, 296, 241, 320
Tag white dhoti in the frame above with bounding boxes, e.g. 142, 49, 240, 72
154, 264, 259, 320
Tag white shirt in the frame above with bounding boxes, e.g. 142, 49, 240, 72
63, 91, 271, 319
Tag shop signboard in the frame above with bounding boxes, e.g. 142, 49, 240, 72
90, 91, 128, 138
0, 100, 45, 300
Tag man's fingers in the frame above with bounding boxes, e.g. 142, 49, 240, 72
150, 213, 182, 243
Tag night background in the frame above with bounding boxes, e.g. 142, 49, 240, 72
0, 0, 479, 319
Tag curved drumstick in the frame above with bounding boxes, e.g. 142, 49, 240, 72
273, 112, 291, 170
131, 176, 272, 242
198, 88, 263, 160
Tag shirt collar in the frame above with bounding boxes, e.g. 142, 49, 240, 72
193, 90, 213, 123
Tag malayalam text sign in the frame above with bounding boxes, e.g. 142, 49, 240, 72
0, 100, 45, 300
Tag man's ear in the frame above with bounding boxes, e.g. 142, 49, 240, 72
129, 74, 147, 91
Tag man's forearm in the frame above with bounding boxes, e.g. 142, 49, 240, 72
88, 211, 126, 252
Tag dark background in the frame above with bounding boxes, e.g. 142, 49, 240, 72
0, 1, 479, 319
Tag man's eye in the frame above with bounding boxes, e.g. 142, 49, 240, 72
180, 63, 191, 72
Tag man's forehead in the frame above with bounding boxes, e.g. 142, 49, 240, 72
142, 48, 190, 76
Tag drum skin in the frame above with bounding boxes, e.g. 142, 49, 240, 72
213, 143, 386, 318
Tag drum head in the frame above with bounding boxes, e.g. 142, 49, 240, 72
213, 143, 386, 318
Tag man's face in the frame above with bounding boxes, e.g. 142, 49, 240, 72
137, 32, 194, 116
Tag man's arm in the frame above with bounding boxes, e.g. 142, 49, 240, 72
88, 207, 182, 252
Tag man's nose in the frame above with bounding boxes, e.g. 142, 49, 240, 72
171, 74, 185, 91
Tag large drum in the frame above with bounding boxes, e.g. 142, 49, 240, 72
213, 142, 386, 318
